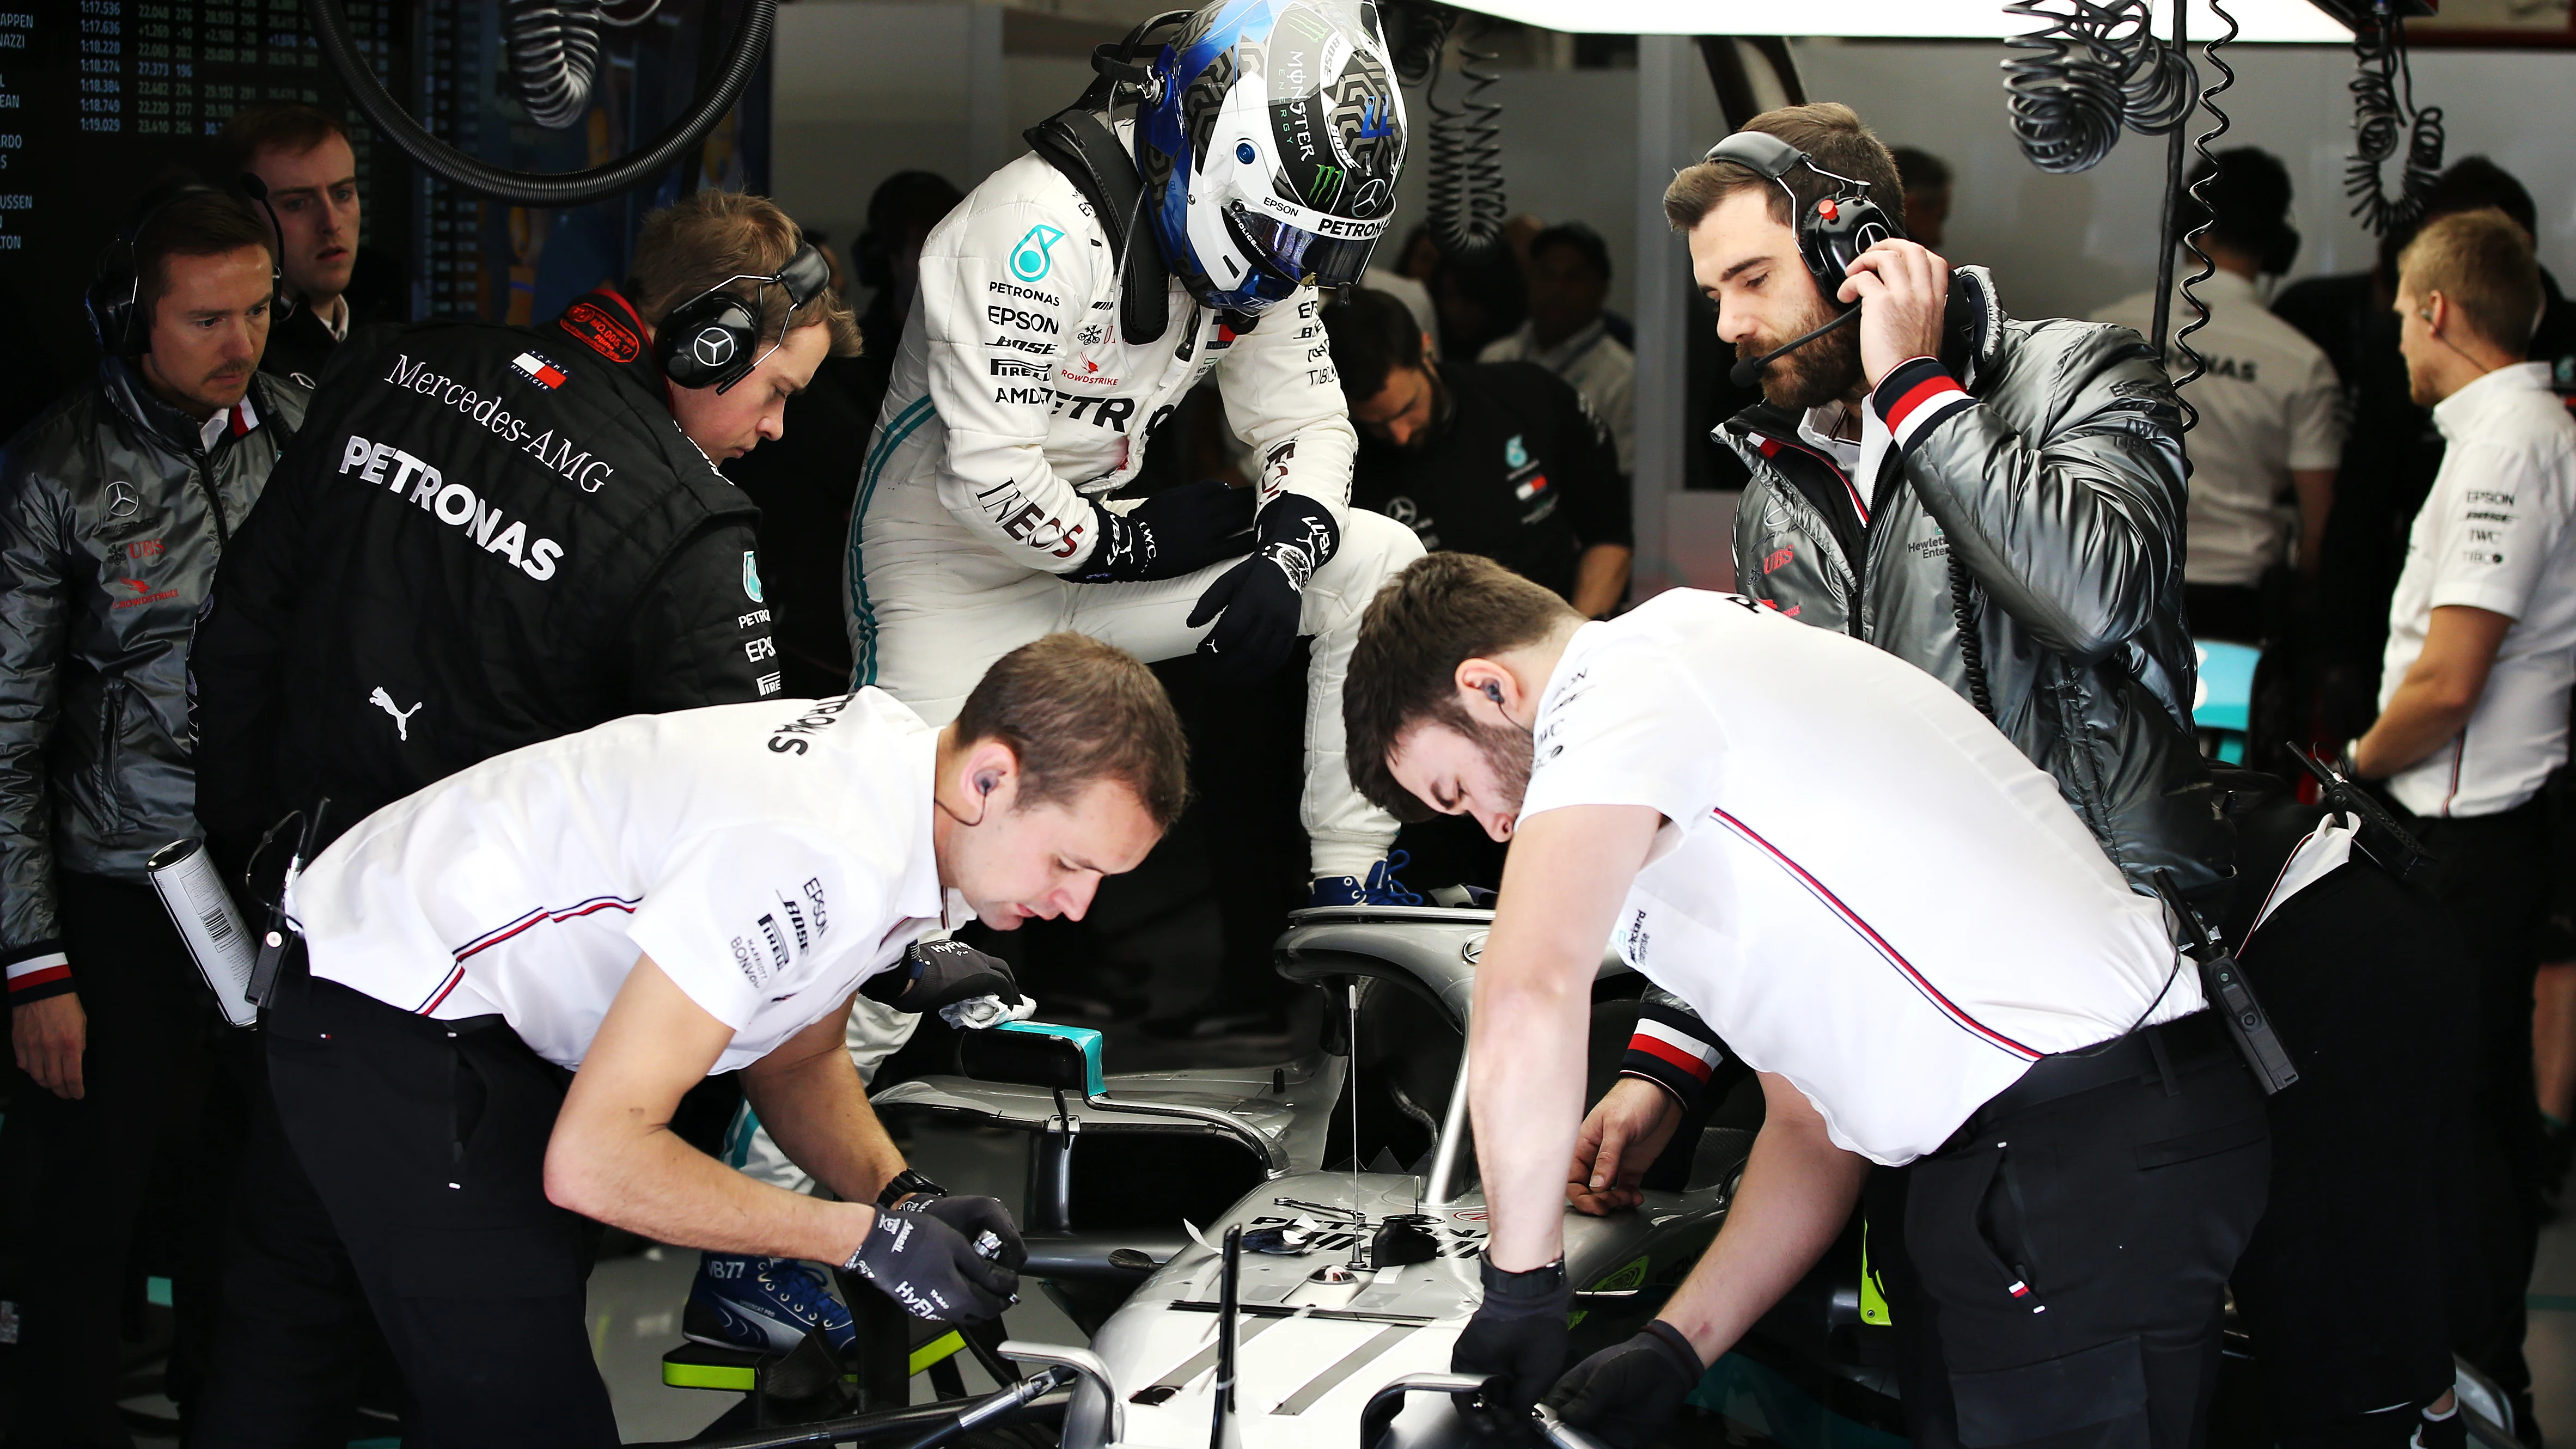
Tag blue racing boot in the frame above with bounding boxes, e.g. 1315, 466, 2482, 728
1307, 852, 1423, 908
684, 1252, 856, 1355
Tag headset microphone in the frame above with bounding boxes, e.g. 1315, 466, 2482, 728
1729, 305, 1861, 390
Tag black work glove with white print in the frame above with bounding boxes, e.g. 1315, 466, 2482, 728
1543, 1321, 1704, 1448
894, 1191, 1029, 1273
844, 1195, 1021, 1323
1075, 479, 1257, 583
862, 938, 1020, 1016
1451, 1257, 1569, 1429
1186, 493, 1338, 682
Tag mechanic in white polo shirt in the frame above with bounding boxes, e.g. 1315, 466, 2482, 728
2350, 207, 2576, 1403
244, 633, 1185, 1448
1344, 553, 2271, 1449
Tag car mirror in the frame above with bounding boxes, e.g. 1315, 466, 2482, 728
956, 1020, 1106, 1097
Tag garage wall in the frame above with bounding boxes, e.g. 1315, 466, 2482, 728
1788, 39, 2576, 326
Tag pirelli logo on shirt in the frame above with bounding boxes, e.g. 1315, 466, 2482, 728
729, 878, 829, 988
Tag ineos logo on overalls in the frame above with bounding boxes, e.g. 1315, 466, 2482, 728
691, 328, 736, 369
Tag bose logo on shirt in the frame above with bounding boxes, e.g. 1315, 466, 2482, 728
338, 433, 565, 582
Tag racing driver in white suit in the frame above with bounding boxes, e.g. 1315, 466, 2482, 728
848, 0, 1420, 905
688, 0, 1426, 1354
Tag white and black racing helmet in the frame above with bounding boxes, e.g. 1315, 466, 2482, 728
1134, 0, 1408, 314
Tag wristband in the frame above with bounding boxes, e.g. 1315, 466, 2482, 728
878, 1168, 947, 1210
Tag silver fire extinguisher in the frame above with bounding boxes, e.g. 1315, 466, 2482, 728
146, 837, 259, 1028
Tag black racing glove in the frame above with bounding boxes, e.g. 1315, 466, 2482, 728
844, 1195, 1021, 1324
1543, 1322, 1704, 1449
1074, 478, 1258, 583
1451, 1257, 1569, 1426
1185, 493, 1339, 682
893, 1191, 1030, 1272
861, 938, 1021, 1016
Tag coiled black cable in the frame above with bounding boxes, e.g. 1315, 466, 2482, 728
2345, 3, 2445, 237
506, 0, 603, 130
2000, 0, 2196, 174
1949, 555, 1998, 720
1418, 13, 1507, 254
2166, 0, 2244, 433
302, 0, 773, 206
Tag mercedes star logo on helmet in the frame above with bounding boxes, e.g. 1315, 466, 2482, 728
692, 328, 737, 369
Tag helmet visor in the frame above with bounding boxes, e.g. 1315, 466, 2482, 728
1226, 204, 1381, 291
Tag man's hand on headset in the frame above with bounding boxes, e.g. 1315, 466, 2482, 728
1838, 239, 1951, 390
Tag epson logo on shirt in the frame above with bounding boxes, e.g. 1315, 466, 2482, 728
986, 305, 1059, 335
337, 433, 564, 582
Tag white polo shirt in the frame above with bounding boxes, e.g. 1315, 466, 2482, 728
286, 690, 969, 1072
2094, 271, 2345, 589
2378, 361, 2576, 819
1519, 591, 2198, 1165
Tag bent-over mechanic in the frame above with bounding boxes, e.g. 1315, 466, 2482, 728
1348, 553, 2270, 1449
248, 634, 1181, 1446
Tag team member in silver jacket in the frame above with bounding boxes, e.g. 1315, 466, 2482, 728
0, 186, 306, 1445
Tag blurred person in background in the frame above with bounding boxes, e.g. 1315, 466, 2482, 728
1480, 222, 1636, 476
222, 103, 401, 388
2349, 207, 2576, 1442
1429, 241, 1527, 362
1328, 284, 1631, 895
1890, 145, 1953, 250
2278, 157, 2576, 745
2096, 148, 2338, 647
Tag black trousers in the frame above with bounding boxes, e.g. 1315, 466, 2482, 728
2229, 861, 2473, 1447
1873, 1016, 2272, 1449
4, 872, 257, 1449
2410, 801, 2554, 1415
194, 958, 614, 1448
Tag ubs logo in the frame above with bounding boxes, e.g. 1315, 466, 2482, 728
691, 328, 737, 369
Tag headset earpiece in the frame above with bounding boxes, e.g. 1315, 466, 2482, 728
1480, 681, 1505, 704
656, 240, 833, 394
1701, 131, 1906, 293
85, 181, 229, 358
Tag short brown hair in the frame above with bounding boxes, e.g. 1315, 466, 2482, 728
217, 102, 349, 176
2398, 207, 2541, 355
627, 191, 862, 358
136, 188, 274, 325
1345, 553, 1580, 822
1663, 103, 1904, 240
956, 633, 1191, 829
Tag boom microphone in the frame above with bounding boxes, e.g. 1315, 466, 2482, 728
1729, 305, 1861, 390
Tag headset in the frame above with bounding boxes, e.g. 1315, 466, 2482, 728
1702, 131, 1906, 292
86, 181, 281, 357
655, 240, 833, 393
1707, 132, 1907, 390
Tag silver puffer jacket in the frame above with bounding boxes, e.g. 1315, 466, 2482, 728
0, 359, 307, 982
1722, 266, 2232, 900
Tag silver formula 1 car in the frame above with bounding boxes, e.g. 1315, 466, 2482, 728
654, 903, 2519, 1449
